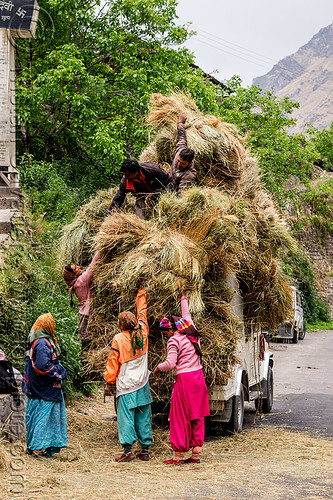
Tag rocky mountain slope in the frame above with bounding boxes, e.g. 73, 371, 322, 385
253, 23, 333, 133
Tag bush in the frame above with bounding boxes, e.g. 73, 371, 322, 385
298, 179, 333, 242
0, 215, 82, 394
282, 251, 331, 324
18, 156, 83, 224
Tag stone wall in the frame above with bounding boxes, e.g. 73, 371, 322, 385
298, 232, 333, 318
320, 276, 333, 318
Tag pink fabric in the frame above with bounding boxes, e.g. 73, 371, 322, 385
158, 333, 202, 374
169, 369, 210, 452
73, 252, 100, 316
158, 295, 202, 375
180, 294, 193, 324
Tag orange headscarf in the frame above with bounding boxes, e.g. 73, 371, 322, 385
33, 313, 56, 337
28, 313, 60, 355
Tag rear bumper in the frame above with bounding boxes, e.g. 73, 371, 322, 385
209, 397, 233, 422
276, 324, 293, 338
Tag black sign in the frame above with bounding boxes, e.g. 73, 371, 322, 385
0, 1, 37, 32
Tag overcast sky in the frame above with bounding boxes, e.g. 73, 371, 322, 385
176, 0, 333, 86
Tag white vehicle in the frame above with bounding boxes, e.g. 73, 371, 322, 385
209, 276, 273, 432
276, 285, 306, 343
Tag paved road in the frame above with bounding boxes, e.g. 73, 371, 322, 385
251, 330, 333, 436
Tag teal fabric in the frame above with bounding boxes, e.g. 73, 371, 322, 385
26, 395, 67, 454
118, 381, 153, 409
117, 382, 153, 447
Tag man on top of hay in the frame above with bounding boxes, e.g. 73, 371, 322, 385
171, 114, 196, 194
106, 158, 174, 218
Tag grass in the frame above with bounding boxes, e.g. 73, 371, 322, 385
307, 320, 333, 331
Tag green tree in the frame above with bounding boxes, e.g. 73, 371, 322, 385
16, 0, 219, 186
308, 122, 333, 170
218, 77, 317, 199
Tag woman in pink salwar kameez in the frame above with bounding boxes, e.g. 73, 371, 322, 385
153, 294, 210, 465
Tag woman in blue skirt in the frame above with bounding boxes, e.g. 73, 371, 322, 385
22, 313, 67, 459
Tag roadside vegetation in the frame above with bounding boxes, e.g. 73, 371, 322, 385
0, 0, 332, 393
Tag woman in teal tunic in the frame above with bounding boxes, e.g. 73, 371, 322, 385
22, 313, 67, 459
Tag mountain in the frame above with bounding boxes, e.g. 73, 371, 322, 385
253, 23, 333, 133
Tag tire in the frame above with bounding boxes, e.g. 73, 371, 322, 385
298, 324, 306, 341
229, 385, 244, 433
292, 327, 298, 344
262, 366, 273, 413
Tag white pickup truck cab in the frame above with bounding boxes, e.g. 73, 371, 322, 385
208, 276, 273, 432
276, 285, 306, 343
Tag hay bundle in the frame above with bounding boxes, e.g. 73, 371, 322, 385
59, 189, 114, 267
240, 153, 262, 199
139, 93, 248, 190
59, 187, 137, 267
75, 187, 295, 399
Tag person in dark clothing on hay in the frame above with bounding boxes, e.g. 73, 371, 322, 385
106, 159, 174, 219
171, 115, 196, 195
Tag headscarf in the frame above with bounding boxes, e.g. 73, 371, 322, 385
27, 313, 60, 356
118, 311, 144, 356
62, 264, 82, 290
159, 315, 202, 358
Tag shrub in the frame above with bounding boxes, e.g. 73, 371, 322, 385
282, 251, 331, 324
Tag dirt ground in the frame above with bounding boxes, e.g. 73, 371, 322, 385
1, 390, 333, 500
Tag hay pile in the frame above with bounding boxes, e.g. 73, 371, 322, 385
59, 187, 134, 267
59, 93, 297, 400
0, 439, 9, 471
139, 93, 254, 192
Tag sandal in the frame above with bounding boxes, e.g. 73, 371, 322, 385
184, 457, 200, 463
136, 451, 150, 461
31, 451, 53, 461
115, 452, 135, 462
163, 458, 184, 465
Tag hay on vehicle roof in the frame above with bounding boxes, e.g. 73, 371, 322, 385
240, 154, 262, 198
142, 93, 248, 190
60, 186, 294, 332
59, 93, 297, 399
59, 189, 114, 267
239, 258, 293, 329
73, 186, 296, 397
138, 142, 158, 163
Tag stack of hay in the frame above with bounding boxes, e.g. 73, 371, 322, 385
59, 187, 135, 267
60, 93, 296, 401
139, 92, 260, 196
